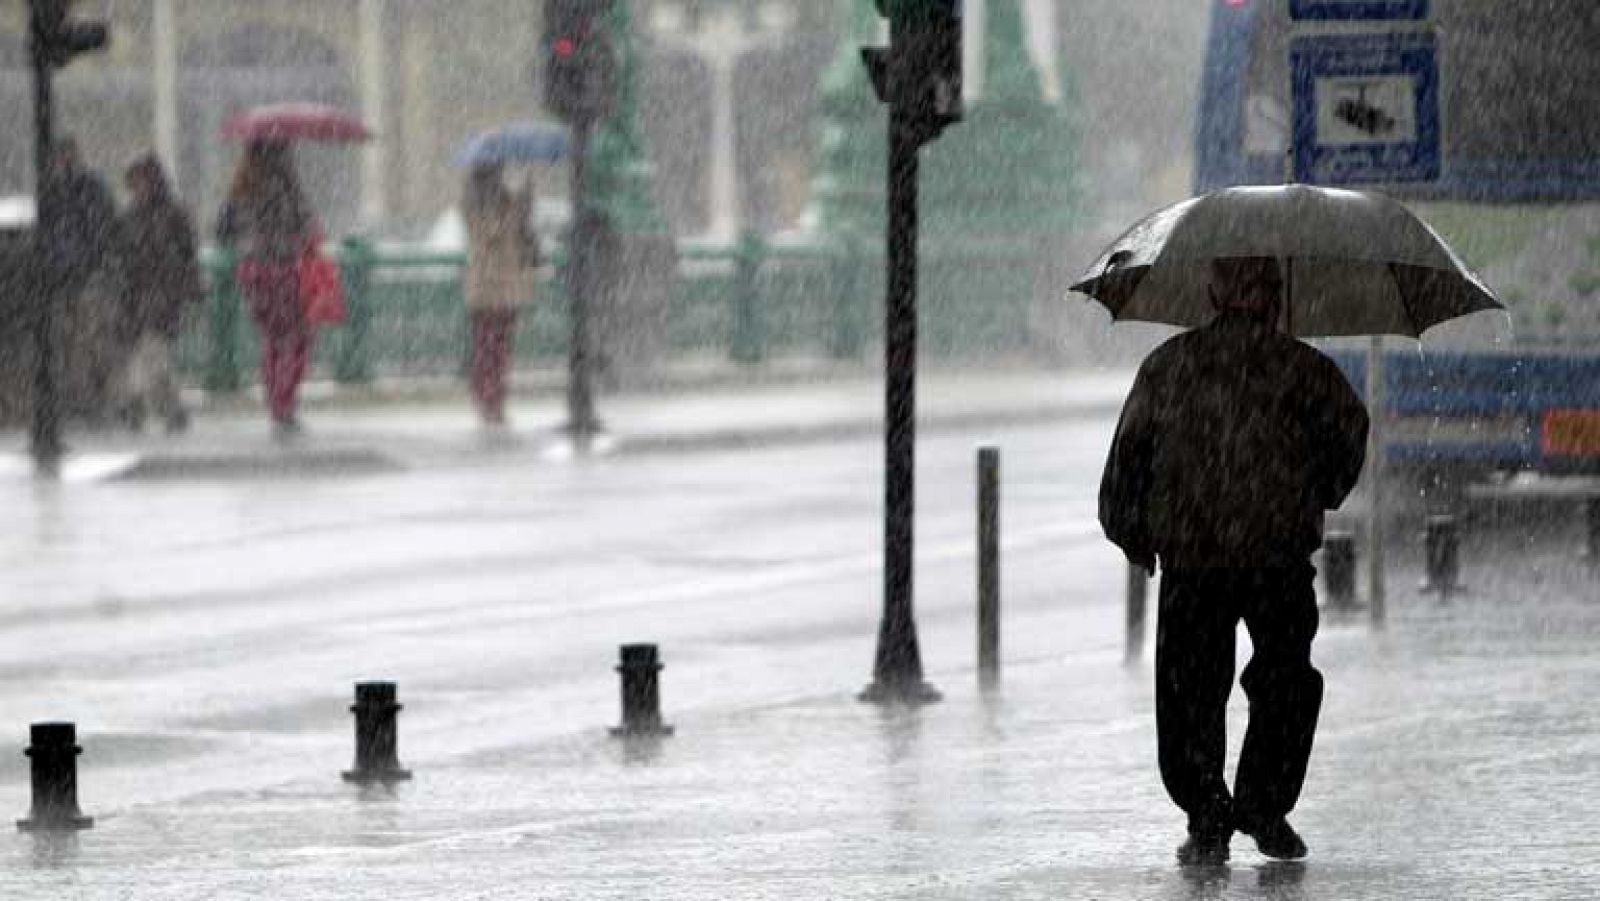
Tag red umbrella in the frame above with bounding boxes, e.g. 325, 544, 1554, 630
220, 103, 371, 144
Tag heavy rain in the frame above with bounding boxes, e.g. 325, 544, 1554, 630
2, 1, 1598, 898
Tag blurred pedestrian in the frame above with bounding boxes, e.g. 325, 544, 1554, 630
115, 154, 200, 433
462, 162, 537, 427
216, 140, 317, 439
1098, 257, 1369, 866
40, 136, 121, 423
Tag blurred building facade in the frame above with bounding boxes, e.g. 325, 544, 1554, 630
0, 0, 1203, 246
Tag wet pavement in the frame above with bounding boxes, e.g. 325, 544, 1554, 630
1, 412, 1597, 899
0, 370, 1134, 478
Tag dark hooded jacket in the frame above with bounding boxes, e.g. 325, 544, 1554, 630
1099, 313, 1370, 570
38, 164, 117, 282
117, 193, 202, 340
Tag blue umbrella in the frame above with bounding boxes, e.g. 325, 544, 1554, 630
453, 122, 569, 167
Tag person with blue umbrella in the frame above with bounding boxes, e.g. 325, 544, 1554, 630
462, 161, 540, 427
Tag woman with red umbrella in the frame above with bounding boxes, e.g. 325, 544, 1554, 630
215, 139, 318, 438
214, 103, 367, 438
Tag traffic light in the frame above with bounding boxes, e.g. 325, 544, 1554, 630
543, 0, 617, 122
28, 0, 109, 70
864, 0, 963, 142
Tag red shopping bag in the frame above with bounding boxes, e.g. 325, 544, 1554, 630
299, 238, 346, 326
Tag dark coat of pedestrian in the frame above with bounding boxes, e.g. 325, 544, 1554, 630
115, 155, 200, 431
1098, 256, 1369, 867
462, 162, 537, 426
118, 156, 202, 342
39, 138, 118, 281
40, 138, 123, 423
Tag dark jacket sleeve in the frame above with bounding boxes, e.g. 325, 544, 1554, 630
215, 200, 240, 247
1099, 362, 1160, 568
172, 208, 203, 306
1305, 354, 1370, 510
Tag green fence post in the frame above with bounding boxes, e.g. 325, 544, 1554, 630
828, 244, 868, 360
731, 230, 767, 365
204, 246, 242, 393
336, 236, 374, 384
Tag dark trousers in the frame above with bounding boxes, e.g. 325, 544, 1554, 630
1155, 564, 1323, 835
241, 260, 310, 424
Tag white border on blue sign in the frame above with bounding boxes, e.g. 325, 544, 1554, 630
1290, 0, 1427, 20
1291, 32, 1440, 186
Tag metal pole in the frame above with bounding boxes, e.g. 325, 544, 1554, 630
566, 116, 598, 439
152, 0, 180, 189
1366, 336, 1386, 627
863, 98, 936, 705
977, 446, 1000, 690
357, 0, 390, 228
29, 9, 62, 474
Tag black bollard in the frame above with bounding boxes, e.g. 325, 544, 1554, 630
16, 722, 93, 832
342, 682, 412, 785
1420, 514, 1461, 595
1125, 563, 1149, 664
977, 447, 1000, 690
1322, 530, 1357, 609
611, 644, 673, 737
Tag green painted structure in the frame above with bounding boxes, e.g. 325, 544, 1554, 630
589, 0, 667, 235
808, 0, 1084, 355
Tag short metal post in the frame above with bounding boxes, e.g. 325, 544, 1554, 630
17, 722, 93, 831
204, 245, 242, 393
1420, 514, 1461, 596
828, 247, 868, 360
730, 230, 766, 366
1586, 498, 1600, 563
335, 235, 374, 384
611, 644, 674, 737
342, 681, 412, 784
977, 447, 1000, 690
1125, 563, 1149, 664
1322, 530, 1357, 609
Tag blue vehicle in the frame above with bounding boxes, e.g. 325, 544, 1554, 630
1196, 0, 1600, 495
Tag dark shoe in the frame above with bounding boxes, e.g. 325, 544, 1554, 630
1176, 831, 1230, 866
120, 402, 147, 433
1240, 817, 1307, 860
165, 408, 191, 435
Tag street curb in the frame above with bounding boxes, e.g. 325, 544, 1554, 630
114, 446, 407, 481
610, 400, 1128, 457
84, 398, 1122, 481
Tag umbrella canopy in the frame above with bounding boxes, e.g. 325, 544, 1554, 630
221, 103, 372, 144
453, 122, 569, 167
1070, 185, 1503, 338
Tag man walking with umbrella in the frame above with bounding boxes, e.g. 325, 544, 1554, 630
1099, 256, 1369, 865
1079, 183, 1501, 866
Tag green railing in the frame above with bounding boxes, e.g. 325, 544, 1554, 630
188, 232, 1039, 390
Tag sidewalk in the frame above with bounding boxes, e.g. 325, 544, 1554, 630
0, 368, 1134, 479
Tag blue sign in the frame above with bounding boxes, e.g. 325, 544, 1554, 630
1291, 33, 1440, 186
1290, 0, 1427, 19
